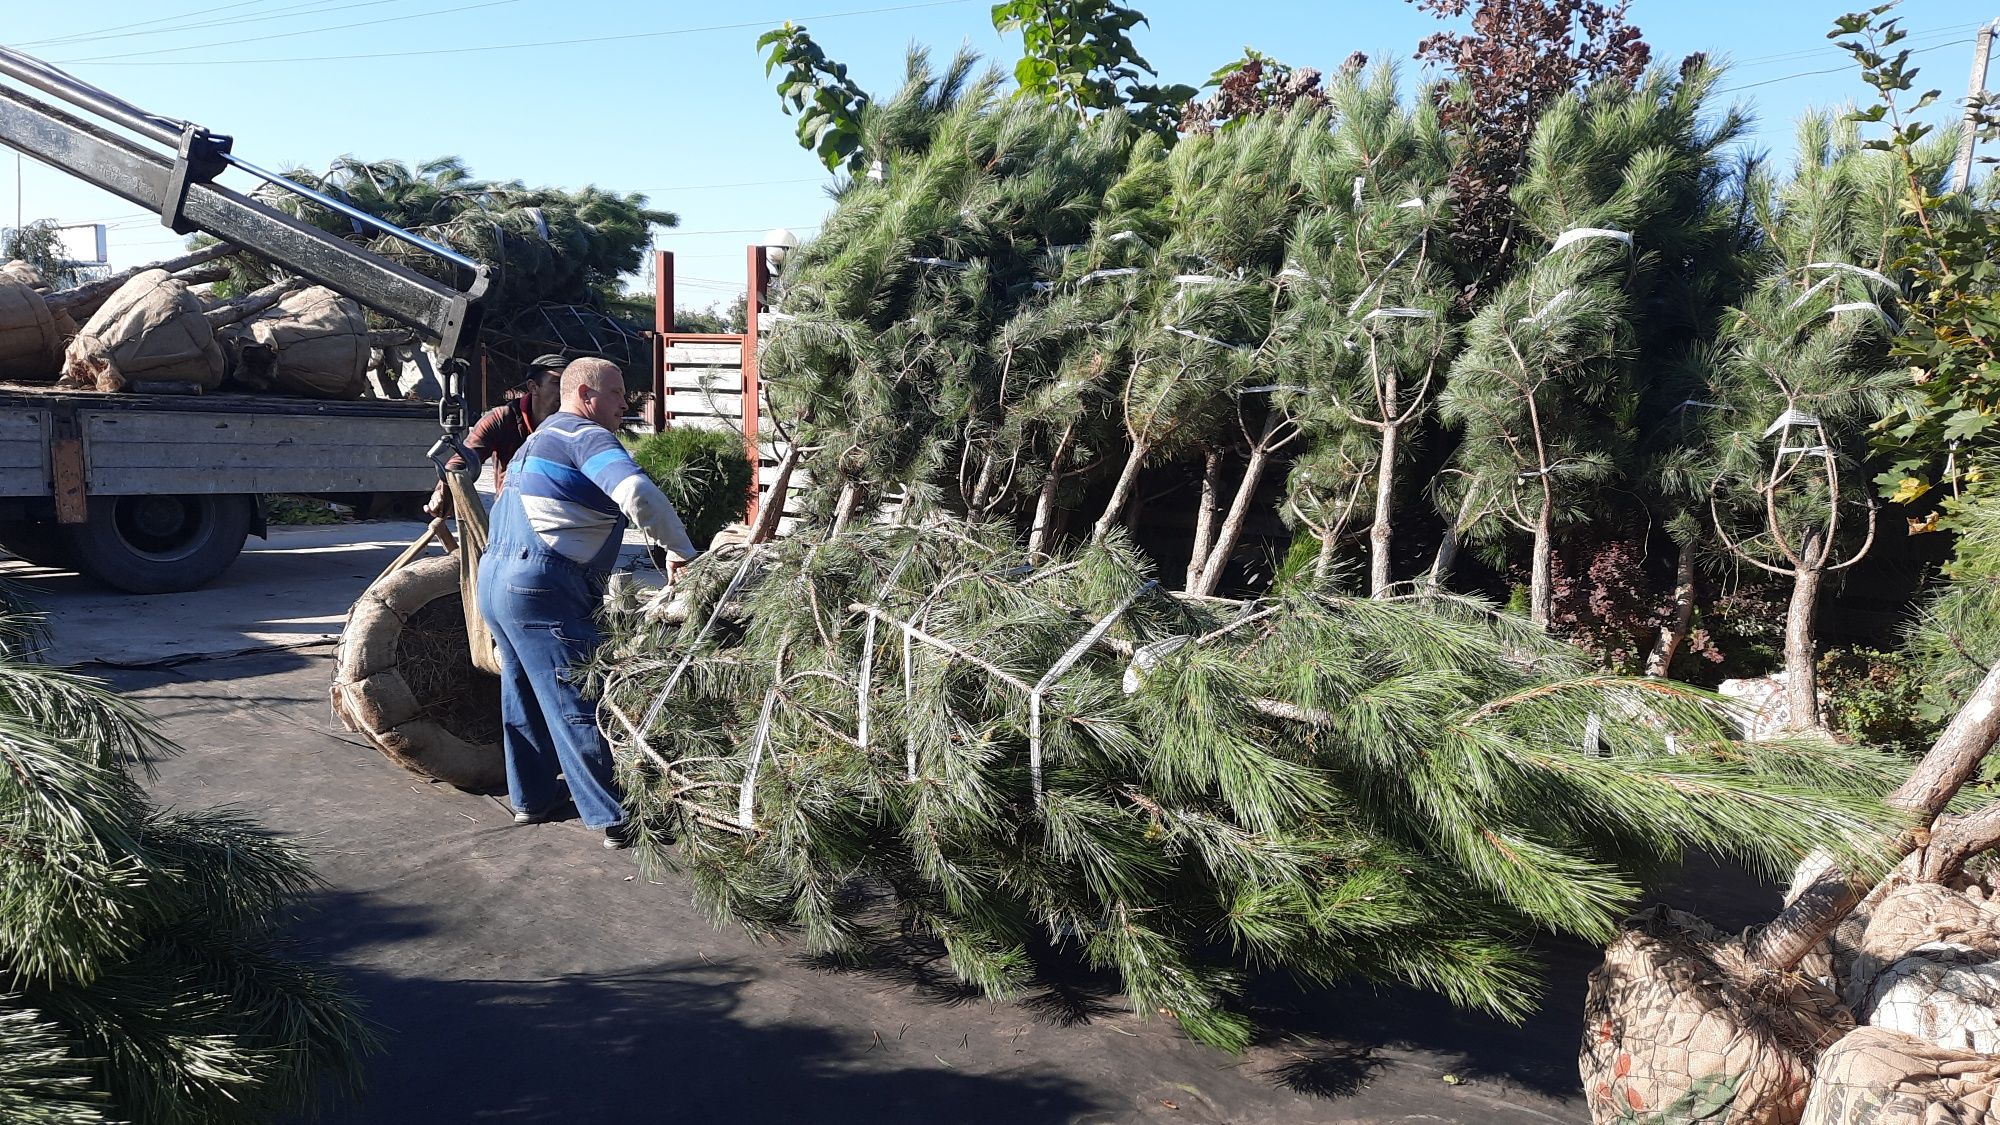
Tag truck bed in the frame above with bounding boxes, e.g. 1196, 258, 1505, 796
0, 385, 444, 498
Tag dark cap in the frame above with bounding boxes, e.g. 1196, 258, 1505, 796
528, 353, 567, 372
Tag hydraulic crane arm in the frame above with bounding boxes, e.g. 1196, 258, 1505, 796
0, 46, 489, 363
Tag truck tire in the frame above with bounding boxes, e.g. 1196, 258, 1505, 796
0, 520, 78, 571
62, 494, 254, 594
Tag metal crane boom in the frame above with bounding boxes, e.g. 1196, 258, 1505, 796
0, 45, 488, 363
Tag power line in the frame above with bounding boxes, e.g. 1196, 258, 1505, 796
36, 0, 411, 51
15, 0, 288, 47
1729, 21, 1982, 69
1717, 37, 1973, 94
659, 224, 822, 236
639, 177, 827, 193
57, 0, 522, 62
65, 0, 977, 66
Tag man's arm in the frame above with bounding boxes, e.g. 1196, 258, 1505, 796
578, 438, 701, 561
449, 406, 509, 472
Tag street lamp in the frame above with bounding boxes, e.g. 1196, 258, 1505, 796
762, 227, 800, 274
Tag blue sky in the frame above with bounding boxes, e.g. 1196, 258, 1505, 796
1, 0, 1987, 313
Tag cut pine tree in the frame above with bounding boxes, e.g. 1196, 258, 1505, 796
589, 517, 1909, 1050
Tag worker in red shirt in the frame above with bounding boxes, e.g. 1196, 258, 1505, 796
425, 353, 566, 518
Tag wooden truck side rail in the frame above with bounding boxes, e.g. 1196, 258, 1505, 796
0, 390, 441, 502
0, 391, 442, 593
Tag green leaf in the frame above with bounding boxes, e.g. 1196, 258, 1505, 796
1944, 410, 1994, 443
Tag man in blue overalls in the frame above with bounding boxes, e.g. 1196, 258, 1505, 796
477, 357, 700, 849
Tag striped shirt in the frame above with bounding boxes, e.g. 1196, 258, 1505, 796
504, 412, 699, 565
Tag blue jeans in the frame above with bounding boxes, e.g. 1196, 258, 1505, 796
476, 541, 626, 830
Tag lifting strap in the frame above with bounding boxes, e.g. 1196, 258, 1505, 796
365, 466, 501, 677
444, 468, 502, 676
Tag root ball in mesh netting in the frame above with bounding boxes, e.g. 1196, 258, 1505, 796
586, 517, 1909, 1050
1581, 906, 1851, 1124
397, 596, 503, 749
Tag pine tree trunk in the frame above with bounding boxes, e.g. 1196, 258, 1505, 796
1314, 526, 1337, 580
830, 480, 865, 538
204, 279, 303, 329
1368, 422, 1400, 598
1748, 658, 2000, 971
1194, 416, 1284, 597
1187, 446, 1223, 589
1428, 489, 1477, 591
1530, 503, 1554, 629
1091, 440, 1148, 543
1027, 424, 1075, 560
1645, 535, 1698, 678
748, 444, 801, 544
45, 241, 240, 318
1784, 558, 1825, 730
967, 448, 998, 513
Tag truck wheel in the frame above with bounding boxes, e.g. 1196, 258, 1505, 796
0, 520, 79, 571
62, 494, 254, 594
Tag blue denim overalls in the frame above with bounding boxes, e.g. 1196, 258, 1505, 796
476, 470, 627, 829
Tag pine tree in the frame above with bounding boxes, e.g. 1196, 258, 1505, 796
590, 521, 1909, 1051
1699, 112, 1910, 729
0, 605, 372, 1123
758, 51, 1107, 530
1621, 69, 1759, 676
1440, 64, 1735, 627
205, 156, 674, 323
1269, 66, 1455, 595
1907, 490, 2000, 725
1087, 109, 1316, 555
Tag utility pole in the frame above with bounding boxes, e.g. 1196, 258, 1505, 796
1954, 18, 2000, 194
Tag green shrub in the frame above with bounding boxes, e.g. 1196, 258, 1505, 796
628, 428, 754, 549
263, 495, 349, 526
1818, 646, 1938, 756
1687, 583, 1787, 685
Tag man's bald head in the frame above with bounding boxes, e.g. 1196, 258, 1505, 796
561, 357, 623, 398
561, 358, 628, 429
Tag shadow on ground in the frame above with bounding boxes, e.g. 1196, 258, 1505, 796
797, 853, 1784, 1109
298, 891, 1101, 1125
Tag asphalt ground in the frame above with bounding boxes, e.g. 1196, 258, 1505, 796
4, 523, 1785, 1124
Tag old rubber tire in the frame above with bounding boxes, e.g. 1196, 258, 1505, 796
331, 553, 503, 790
61, 494, 253, 594
0, 520, 78, 571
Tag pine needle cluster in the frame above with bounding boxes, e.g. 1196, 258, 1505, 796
1907, 491, 2000, 726
588, 521, 1908, 1049
0, 607, 374, 1124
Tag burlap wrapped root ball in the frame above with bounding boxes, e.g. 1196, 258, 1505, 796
1825, 870, 2000, 1056
1802, 1026, 2000, 1125
60, 267, 224, 391
330, 553, 502, 789
0, 260, 71, 381
1582, 906, 1852, 1124
226, 285, 369, 399
0, 277, 60, 380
